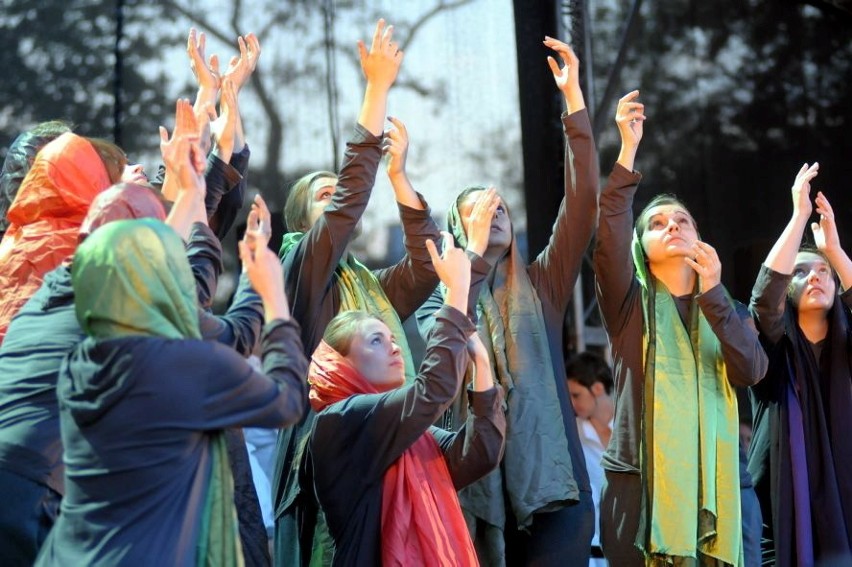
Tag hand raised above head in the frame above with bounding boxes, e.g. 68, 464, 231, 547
244, 193, 273, 251
222, 32, 261, 92
811, 190, 839, 253
543, 37, 579, 92
615, 90, 645, 148
187, 28, 220, 92
357, 18, 403, 90
791, 162, 819, 218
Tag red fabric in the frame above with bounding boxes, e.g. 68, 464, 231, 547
309, 341, 479, 566
0, 133, 111, 345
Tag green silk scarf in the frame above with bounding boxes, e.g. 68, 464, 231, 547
631, 233, 741, 566
73, 219, 243, 567
279, 232, 416, 382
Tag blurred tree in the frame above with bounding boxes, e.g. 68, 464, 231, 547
0, 1, 175, 157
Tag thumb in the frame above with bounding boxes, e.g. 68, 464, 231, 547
440, 230, 454, 254
159, 126, 169, 144
811, 222, 821, 236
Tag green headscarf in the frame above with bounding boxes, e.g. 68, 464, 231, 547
445, 194, 578, 542
280, 232, 416, 382
631, 232, 742, 566
73, 218, 200, 340
72, 218, 243, 567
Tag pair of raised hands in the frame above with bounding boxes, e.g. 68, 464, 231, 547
791, 162, 841, 253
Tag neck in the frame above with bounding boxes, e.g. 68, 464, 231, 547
798, 309, 829, 343
483, 244, 509, 268
649, 260, 696, 296
590, 396, 614, 427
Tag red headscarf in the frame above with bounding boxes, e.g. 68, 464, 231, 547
309, 340, 479, 566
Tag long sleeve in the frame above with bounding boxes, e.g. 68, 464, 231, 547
528, 108, 599, 311
749, 264, 794, 346
698, 285, 768, 387
198, 273, 264, 357
430, 386, 506, 490
200, 318, 308, 429
282, 124, 383, 353
209, 145, 251, 240
185, 222, 223, 311
593, 163, 643, 334
374, 194, 441, 321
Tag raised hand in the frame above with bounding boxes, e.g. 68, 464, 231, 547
383, 116, 408, 178
425, 231, 471, 312
792, 162, 819, 219
464, 187, 500, 257
187, 28, 220, 116
684, 240, 721, 293
811, 190, 839, 253
357, 19, 403, 91
543, 36, 584, 112
615, 90, 645, 171
244, 193, 273, 251
239, 236, 290, 322
159, 99, 205, 199
222, 33, 261, 92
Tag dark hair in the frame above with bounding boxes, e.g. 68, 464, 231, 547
85, 138, 127, 185
322, 310, 379, 355
565, 351, 613, 395
635, 193, 696, 241
283, 170, 337, 232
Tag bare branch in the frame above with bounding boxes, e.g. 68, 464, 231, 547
399, 0, 478, 53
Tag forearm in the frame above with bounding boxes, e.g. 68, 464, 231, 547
748, 264, 792, 344
167, 190, 208, 241
357, 83, 389, 137
765, 214, 809, 274
699, 287, 768, 387
389, 171, 423, 209
825, 246, 852, 291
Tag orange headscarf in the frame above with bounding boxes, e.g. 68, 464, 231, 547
309, 340, 479, 566
0, 133, 112, 345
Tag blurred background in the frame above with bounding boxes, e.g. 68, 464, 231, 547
1, 0, 851, 358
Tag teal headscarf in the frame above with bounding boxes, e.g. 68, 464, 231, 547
73, 218, 200, 340
71, 218, 243, 566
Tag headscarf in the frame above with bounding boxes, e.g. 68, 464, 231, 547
631, 231, 742, 565
443, 193, 578, 535
79, 182, 166, 241
309, 339, 478, 566
0, 132, 112, 344
73, 218, 199, 340
72, 219, 242, 567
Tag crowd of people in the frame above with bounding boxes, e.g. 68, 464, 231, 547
0, 16, 849, 567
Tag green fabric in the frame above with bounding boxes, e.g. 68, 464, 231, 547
279, 232, 416, 382
72, 218, 200, 340
631, 233, 742, 566
196, 434, 244, 567
73, 219, 243, 567
445, 200, 578, 537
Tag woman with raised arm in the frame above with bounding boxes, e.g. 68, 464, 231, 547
272, 19, 442, 566
593, 90, 767, 566
32, 216, 307, 567
308, 233, 505, 566
747, 163, 852, 566
414, 37, 597, 566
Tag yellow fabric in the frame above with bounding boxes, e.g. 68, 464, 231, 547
335, 255, 416, 382
632, 234, 742, 566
